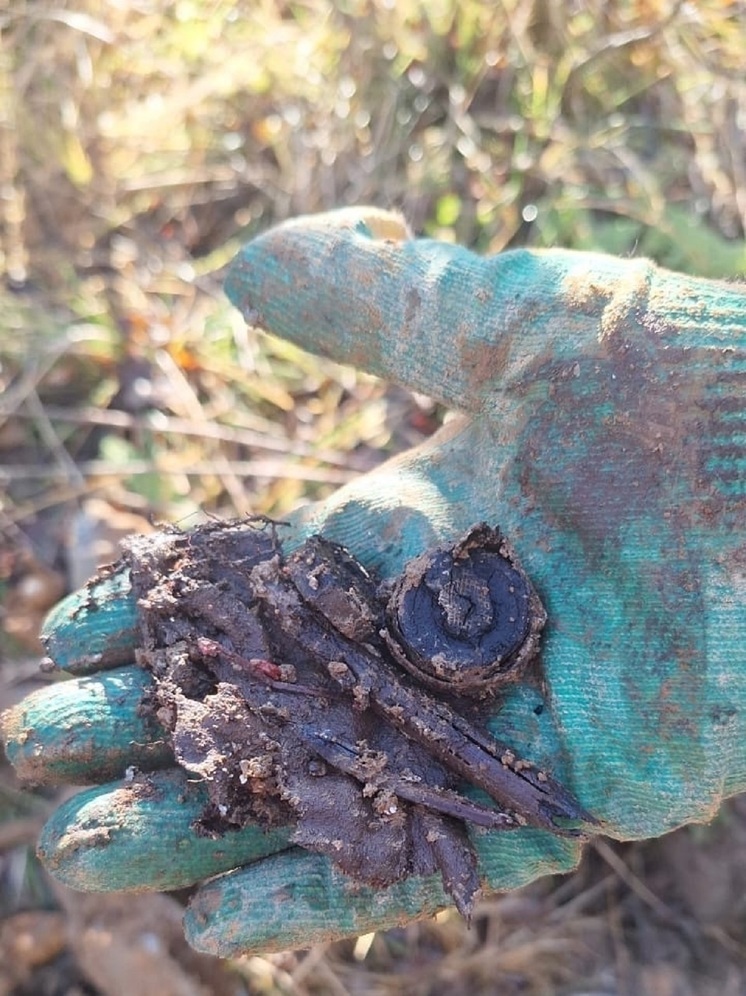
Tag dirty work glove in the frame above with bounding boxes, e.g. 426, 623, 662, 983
3, 208, 745, 958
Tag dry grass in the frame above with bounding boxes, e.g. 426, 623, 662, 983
1, 1, 746, 993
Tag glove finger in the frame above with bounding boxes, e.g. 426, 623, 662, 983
2, 666, 170, 785
38, 768, 291, 892
223, 208, 623, 412
42, 566, 138, 675
225, 207, 746, 413
184, 831, 581, 958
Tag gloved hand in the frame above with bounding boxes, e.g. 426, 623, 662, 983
3, 208, 745, 958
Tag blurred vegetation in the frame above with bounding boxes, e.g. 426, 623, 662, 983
1, 0, 745, 531
1, 2, 746, 992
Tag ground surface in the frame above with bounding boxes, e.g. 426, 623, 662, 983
2, 2, 746, 993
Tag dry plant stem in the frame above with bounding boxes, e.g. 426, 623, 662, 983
0, 816, 44, 850
0, 460, 353, 486
0, 404, 370, 469
592, 839, 678, 925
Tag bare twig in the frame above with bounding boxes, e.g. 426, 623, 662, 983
0, 404, 372, 471
0, 460, 354, 485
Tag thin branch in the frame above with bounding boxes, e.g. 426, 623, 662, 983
0, 459, 354, 485
0, 404, 373, 471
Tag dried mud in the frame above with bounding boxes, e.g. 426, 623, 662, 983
121, 519, 592, 917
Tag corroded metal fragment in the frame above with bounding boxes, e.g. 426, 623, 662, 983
385, 524, 546, 696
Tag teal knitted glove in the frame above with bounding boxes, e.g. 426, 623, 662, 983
3, 208, 745, 957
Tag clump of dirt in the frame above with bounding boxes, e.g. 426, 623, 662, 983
121, 519, 593, 917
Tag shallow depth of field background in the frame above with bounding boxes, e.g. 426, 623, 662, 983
1, 2, 746, 994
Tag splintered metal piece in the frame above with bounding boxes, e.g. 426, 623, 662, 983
299, 727, 519, 830
384, 524, 546, 695
125, 519, 597, 917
